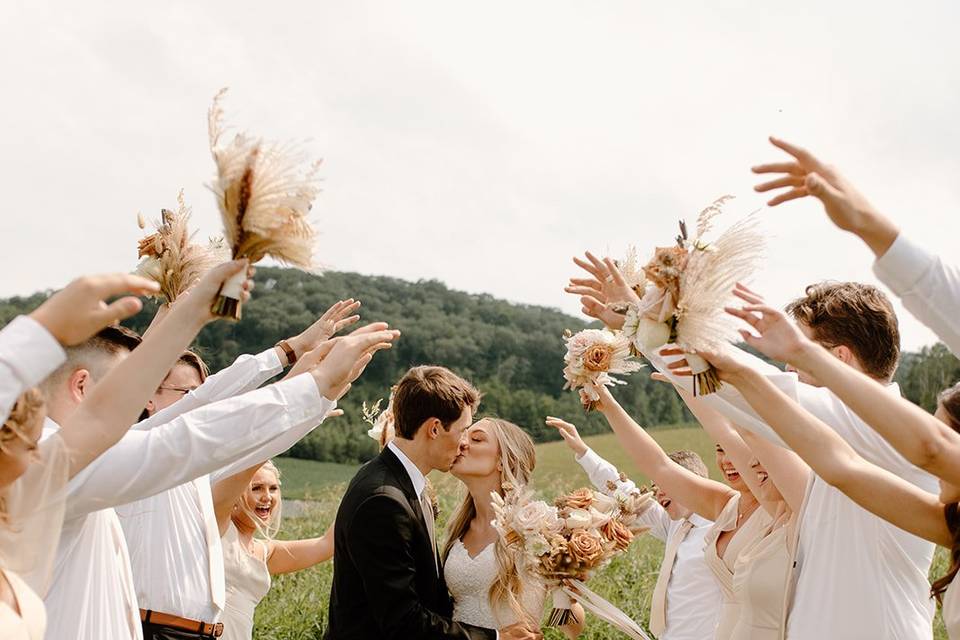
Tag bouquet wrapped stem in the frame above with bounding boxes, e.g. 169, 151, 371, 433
211, 267, 247, 320
546, 589, 577, 627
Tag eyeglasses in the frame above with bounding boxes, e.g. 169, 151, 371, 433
158, 385, 197, 396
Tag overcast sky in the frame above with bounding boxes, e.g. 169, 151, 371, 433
1, 1, 958, 350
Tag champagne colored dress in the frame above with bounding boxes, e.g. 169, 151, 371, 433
703, 494, 773, 640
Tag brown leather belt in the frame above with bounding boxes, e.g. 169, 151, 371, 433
140, 609, 224, 638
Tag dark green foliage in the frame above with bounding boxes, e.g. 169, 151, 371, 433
8, 266, 956, 464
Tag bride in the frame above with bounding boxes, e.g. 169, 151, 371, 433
442, 418, 584, 639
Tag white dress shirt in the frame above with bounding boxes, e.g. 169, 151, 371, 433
576, 448, 721, 640
387, 441, 427, 499
40, 373, 335, 640
874, 232, 960, 357
116, 348, 286, 623
0, 315, 65, 423
646, 349, 938, 640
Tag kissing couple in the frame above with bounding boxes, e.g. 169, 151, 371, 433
324, 365, 583, 639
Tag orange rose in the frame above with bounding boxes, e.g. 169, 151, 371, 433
557, 488, 594, 510
582, 343, 614, 372
601, 519, 634, 552
568, 529, 605, 566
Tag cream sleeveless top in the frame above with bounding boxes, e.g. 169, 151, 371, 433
221, 522, 272, 640
0, 569, 46, 640
703, 494, 773, 640
729, 513, 798, 640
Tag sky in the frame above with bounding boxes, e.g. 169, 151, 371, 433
1, 1, 958, 350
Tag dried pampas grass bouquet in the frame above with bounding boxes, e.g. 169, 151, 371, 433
135, 190, 228, 304
207, 88, 322, 319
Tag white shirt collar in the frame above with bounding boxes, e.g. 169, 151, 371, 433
687, 513, 712, 528
387, 440, 427, 499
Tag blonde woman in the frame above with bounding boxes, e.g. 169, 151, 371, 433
443, 417, 584, 639
212, 460, 335, 640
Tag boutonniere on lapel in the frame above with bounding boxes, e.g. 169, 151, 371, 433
425, 478, 440, 519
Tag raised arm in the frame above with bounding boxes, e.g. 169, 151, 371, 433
0, 274, 158, 423
63, 325, 399, 517
266, 520, 335, 575
752, 137, 960, 356
692, 347, 951, 547
59, 262, 250, 477
135, 298, 361, 432
664, 375, 810, 513
591, 384, 736, 521
728, 296, 960, 488
213, 464, 263, 536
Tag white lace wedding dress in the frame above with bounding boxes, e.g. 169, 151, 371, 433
444, 539, 546, 629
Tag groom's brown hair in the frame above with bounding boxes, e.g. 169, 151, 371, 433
392, 366, 481, 439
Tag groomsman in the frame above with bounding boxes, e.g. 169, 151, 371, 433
552, 419, 721, 639
35, 266, 397, 640
118, 301, 362, 640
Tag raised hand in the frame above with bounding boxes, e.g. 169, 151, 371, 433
752, 136, 898, 256
545, 416, 588, 457
29, 273, 160, 345
303, 323, 401, 401
565, 252, 639, 329
726, 285, 812, 365
285, 299, 362, 361
659, 344, 747, 383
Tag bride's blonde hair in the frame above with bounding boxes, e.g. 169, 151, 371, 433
232, 460, 283, 540
441, 418, 538, 627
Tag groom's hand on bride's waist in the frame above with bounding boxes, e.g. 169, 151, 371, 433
498, 621, 543, 640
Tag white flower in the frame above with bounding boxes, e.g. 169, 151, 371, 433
637, 318, 672, 351
591, 492, 618, 515
524, 533, 551, 558
513, 500, 558, 535
565, 508, 593, 530
589, 506, 613, 529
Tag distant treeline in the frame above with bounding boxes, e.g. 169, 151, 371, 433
3, 267, 954, 464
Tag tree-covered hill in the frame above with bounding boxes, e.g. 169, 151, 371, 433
3, 266, 956, 464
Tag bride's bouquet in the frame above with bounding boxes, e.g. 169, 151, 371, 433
492, 482, 655, 639
562, 329, 643, 411
621, 195, 765, 395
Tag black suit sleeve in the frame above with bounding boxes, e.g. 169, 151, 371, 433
348, 494, 497, 640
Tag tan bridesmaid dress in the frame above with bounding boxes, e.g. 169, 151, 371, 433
729, 512, 798, 640
0, 569, 47, 640
703, 493, 772, 640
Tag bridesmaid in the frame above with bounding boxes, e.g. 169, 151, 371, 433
663, 379, 809, 640
213, 460, 336, 640
589, 382, 775, 639
709, 302, 960, 637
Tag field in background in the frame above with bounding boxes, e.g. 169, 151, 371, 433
264, 427, 949, 639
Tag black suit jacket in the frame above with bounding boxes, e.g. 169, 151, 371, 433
324, 447, 497, 640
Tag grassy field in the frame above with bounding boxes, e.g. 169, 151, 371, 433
263, 427, 949, 639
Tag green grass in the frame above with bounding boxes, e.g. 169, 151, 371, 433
261, 428, 950, 639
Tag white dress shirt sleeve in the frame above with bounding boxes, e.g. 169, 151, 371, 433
575, 448, 671, 541
63, 373, 334, 518
0, 315, 66, 423
576, 447, 638, 494
132, 348, 283, 432
873, 232, 960, 357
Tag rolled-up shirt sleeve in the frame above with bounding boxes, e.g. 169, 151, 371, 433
63, 373, 334, 518
873, 232, 960, 357
132, 348, 283, 432
576, 447, 670, 541
0, 316, 65, 423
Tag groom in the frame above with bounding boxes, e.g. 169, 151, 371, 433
325, 365, 542, 640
